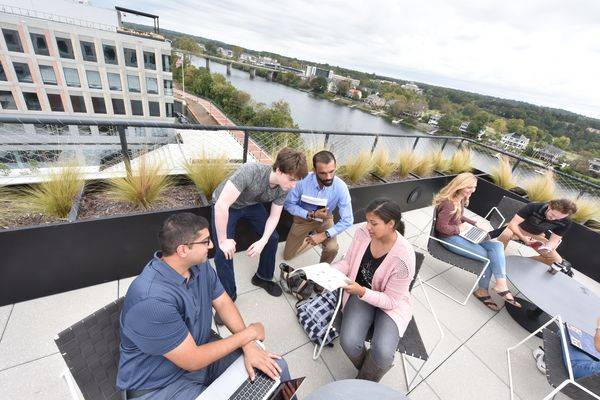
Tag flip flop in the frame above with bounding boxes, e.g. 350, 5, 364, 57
494, 289, 522, 308
473, 292, 500, 311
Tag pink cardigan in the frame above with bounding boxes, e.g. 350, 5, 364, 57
331, 223, 416, 336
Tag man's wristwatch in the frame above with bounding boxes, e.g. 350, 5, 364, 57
324, 231, 331, 239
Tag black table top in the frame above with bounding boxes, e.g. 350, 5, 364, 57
506, 256, 600, 334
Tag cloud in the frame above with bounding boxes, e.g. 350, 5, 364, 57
94, 0, 600, 118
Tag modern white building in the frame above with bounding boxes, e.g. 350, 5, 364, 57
589, 158, 600, 175
459, 121, 470, 133
501, 132, 530, 150
0, 0, 175, 170
331, 73, 360, 89
401, 82, 423, 94
533, 144, 565, 164
305, 65, 332, 80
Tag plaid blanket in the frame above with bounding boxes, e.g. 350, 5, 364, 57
296, 289, 341, 348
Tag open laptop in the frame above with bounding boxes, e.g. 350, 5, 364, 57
459, 222, 489, 244
566, 323, 600, 360
197, 352, 305, 400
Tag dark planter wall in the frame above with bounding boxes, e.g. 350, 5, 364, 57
0, 176, 453, 306
470, 178, 600, 281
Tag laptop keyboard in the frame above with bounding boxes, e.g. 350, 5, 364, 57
228, 371, 276, 400
464, 227, 486, 242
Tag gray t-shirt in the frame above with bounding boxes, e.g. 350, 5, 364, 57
212, 163, 288, 209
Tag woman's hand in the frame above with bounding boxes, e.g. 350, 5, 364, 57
343, 279, 366, 297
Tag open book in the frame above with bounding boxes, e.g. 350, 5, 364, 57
289, 262, 348, 292
299, 195, 328, 222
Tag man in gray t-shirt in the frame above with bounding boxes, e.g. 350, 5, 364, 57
211, 148, 308, 304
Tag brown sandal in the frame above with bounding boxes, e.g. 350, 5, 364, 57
473, 292, 501, 311
494, 289, 522, 308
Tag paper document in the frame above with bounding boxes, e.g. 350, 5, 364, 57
290, 263, 348, 291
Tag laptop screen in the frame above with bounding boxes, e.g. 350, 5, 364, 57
269, 377, 305, 400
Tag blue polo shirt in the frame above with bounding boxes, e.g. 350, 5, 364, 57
116, 252, 225, 390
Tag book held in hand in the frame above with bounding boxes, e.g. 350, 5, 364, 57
300, 195, 328, 221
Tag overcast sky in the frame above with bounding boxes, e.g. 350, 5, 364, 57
94, 0, 600, 119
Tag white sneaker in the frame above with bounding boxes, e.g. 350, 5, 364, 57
532, 347, 546, 374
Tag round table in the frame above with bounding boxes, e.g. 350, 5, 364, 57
505, 256, 600, 335
304, 379, 409, 400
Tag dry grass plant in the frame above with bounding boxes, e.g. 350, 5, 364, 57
448, 148, 473, 174
427, 150, 450, 173
524, 170, 555, 202
397, 150, 420, 178
338, 150, 375, 183
572, 197, 600, 223
20, 163, 84, 218
413, 154, 435, 177
184, 151, 232, 201
107, 156, 172, 209
490, 156, 516, 189
302, 144, 331, 170
372, 147, 396, 178
0, 186, 15, 223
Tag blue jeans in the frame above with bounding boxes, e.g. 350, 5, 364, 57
440, 236, 506, 290
211, 204, 279, 299
560, 332, 600, 379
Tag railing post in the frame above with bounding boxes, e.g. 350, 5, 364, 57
511, 159, 521, 172
371, 135, 379, 154
458, 139, 465, 149
117, 125, 131, 176
324, 133, 330, 147
412, 136, 420, 151
242, 130, 249, 163
441, 138, 449, 151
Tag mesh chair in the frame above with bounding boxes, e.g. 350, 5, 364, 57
55, 298, 124, 400
362, 252, 444, 390
542, 328, 600, 400
424, 210, 490, 305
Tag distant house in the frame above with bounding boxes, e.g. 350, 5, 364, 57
239, 53, 257, 63
401, 82, 423, 94
327, 80, 338, 93
348, 88, 362, 99
258, 56, 279, 66
217, 47, 233, 58
586, 127, 600, 134
589, 158, 600, 175
459, 121, 470, 133
331, 74, 360, 89
428, 114, 441, 126
477, 129, 486, 140
533, 144, 565, 163
365, 94, 386, 108
501, 132, 529, 150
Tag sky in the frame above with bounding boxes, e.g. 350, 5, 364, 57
94, 0, 600, 119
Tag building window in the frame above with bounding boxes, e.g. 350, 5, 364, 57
127, 75, 140, 93
99, 125, 118, 136
80, 41, 97, 62
91, 96, 106, 114
107, 72, 122, 91
86, 70, 102, 89
2, 29, 23, 52
39, 65, 57, 85
162, 54, 171, 72
23, 92, 42, 111
63, 67, 81, 87
123, 48, 137, 67
0, 62, 7, 81
56, 37, 75, 59
13, 62, 33, 83
148, 101, 160, 116
47, 93, 64, 111
30, 33, 50, 56
103, 44, 118, 65
130, 100, 143, 116
146, 77, 158, 94
165, 102, 173, 117
143, 51, 156, 70
0, 91, 17, 110
112, 98, 125, 114
163, 79, 173, 95
70, 95, 86, 113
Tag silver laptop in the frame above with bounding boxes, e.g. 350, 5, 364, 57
197, 353, 304, 400
459, 222, 489, 244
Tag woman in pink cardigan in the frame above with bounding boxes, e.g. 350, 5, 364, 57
331, 198, 415, 382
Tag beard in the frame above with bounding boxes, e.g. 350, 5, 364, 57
319, 178, 334, 186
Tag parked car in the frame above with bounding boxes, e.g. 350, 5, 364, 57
175, 112, 189, 124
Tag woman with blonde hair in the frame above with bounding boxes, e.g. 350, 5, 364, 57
433, 172, 520, 311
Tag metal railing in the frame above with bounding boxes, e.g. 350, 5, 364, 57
0, 4, 116, 32
0, 114, 598, 200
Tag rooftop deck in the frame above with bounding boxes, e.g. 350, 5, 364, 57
1, 205, 598, 399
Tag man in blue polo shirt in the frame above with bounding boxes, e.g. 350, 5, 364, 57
117, 213, 289, 399
283, 150, 353, 264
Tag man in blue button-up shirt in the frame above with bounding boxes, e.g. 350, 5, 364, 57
283, 150, 353, 264
117, 213, 289, 399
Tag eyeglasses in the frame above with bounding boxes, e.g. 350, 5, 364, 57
185, 238, 211, 247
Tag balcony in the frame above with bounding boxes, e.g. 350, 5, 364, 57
0, 117, 599, 399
